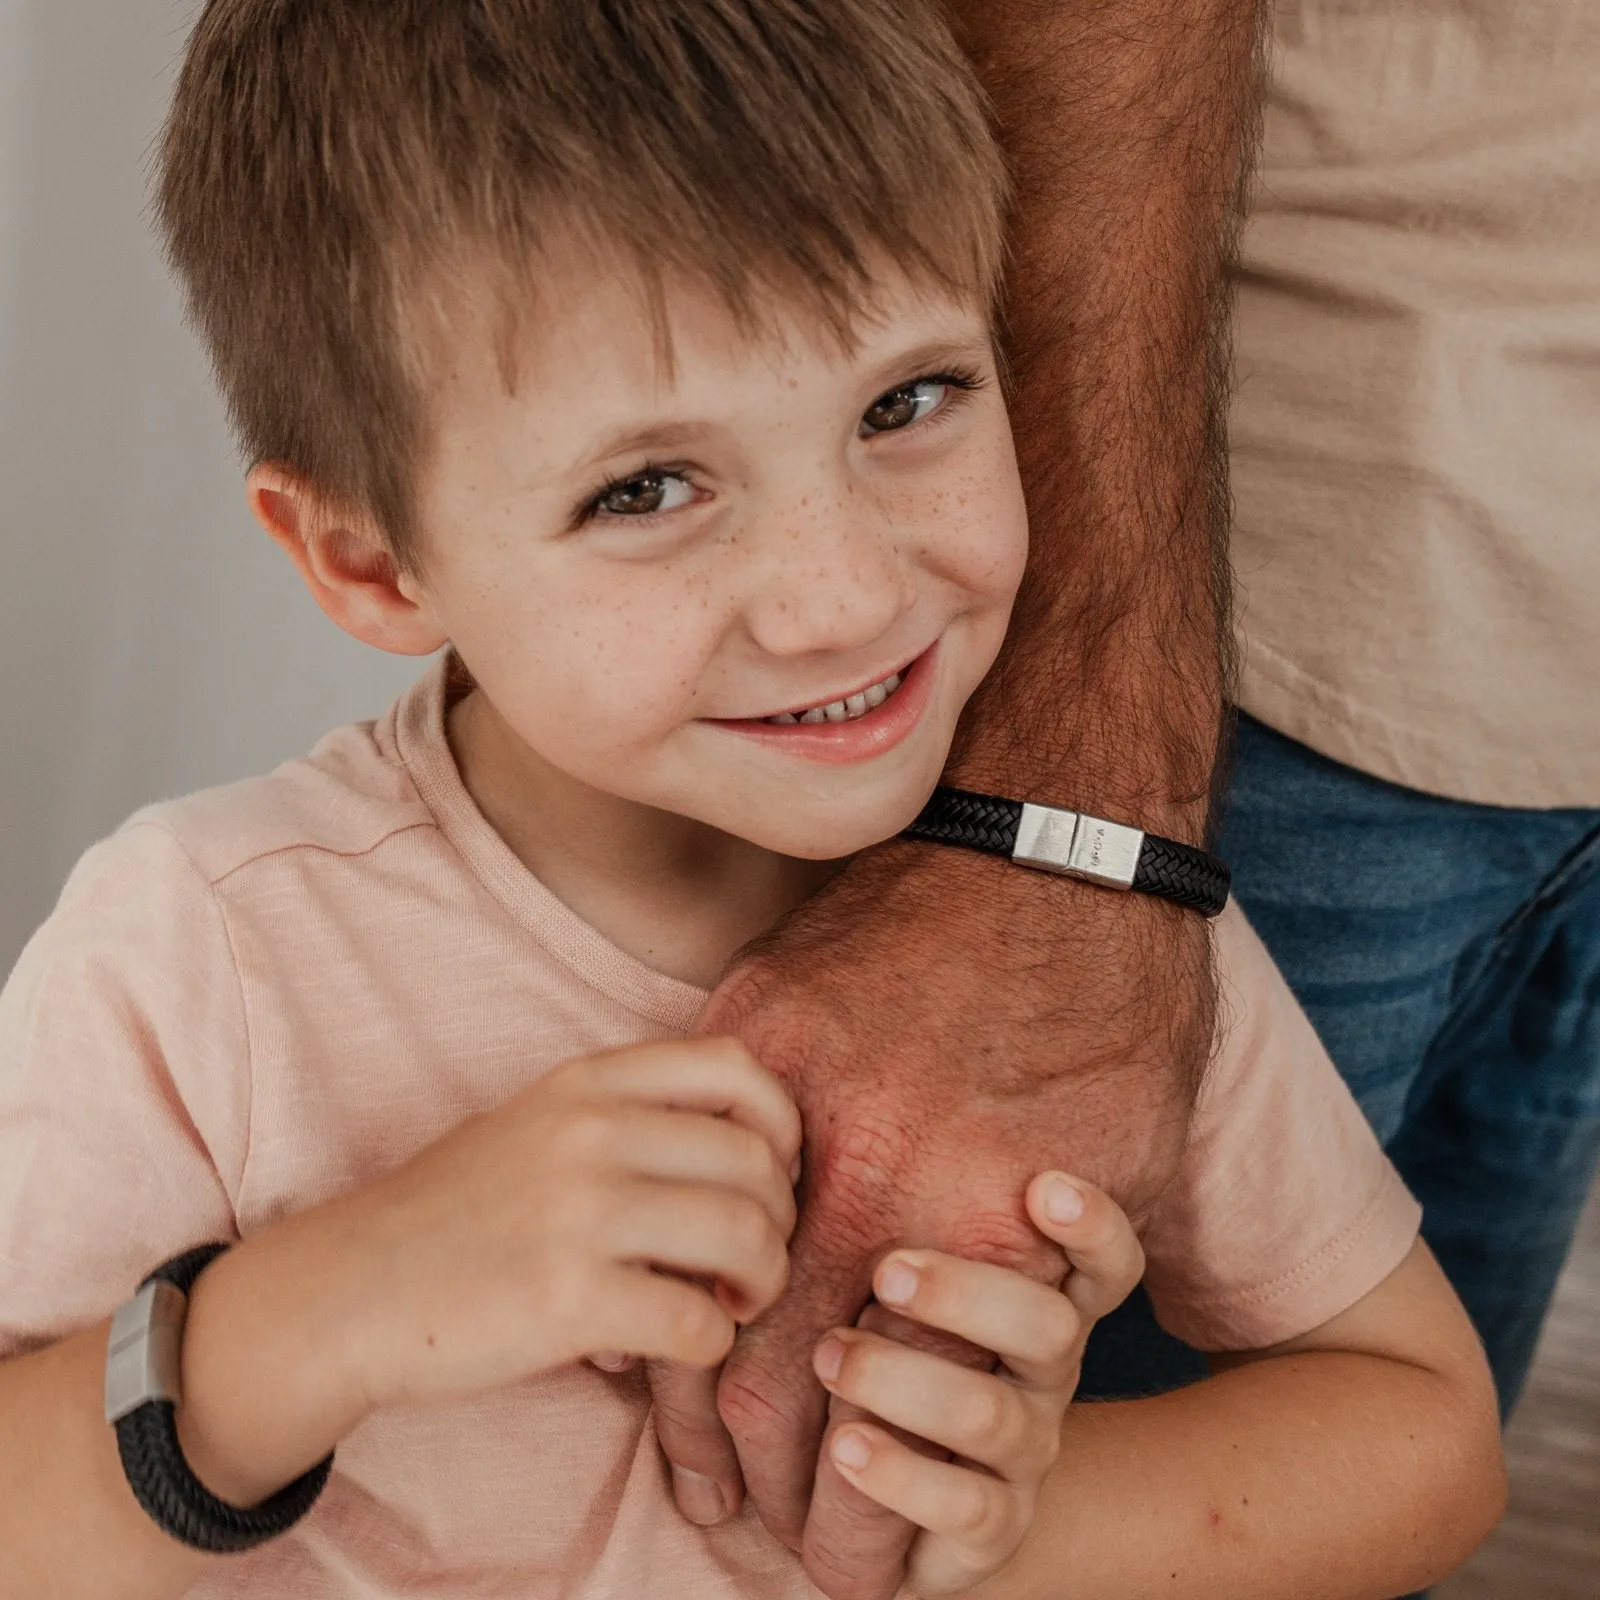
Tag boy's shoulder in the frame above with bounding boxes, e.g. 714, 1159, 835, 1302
122, 704, 434, 891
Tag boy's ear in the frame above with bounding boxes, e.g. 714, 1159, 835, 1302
247, 463, 447, 657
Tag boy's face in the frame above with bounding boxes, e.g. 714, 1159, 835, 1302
403, 257, 1027, 860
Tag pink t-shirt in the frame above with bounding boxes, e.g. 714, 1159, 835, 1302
0, 660, 1419, 1599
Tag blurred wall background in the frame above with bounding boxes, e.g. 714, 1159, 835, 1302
0, 0, 418, 973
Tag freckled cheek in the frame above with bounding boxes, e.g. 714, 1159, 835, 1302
525, 613, 723, 750
927, 490, 1029, 604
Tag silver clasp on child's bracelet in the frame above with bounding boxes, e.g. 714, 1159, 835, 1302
1011, 804, 1145, 889
104, 1279, 188, 1424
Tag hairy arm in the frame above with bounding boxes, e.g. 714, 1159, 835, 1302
949, 0, 1252, 830
651, 3, 1267, 1596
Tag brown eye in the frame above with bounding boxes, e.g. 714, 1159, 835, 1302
860, 379, 946, 436
593, 470, 695, 518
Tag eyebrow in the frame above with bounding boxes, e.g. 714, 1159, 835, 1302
562, 332, 996, 482
568, 418, 718, 477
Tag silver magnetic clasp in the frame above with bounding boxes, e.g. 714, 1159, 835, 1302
104, 1279, 188, 1424
1012, 804, 1145, 889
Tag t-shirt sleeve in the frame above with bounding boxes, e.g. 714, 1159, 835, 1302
1140, 902, 1421, 1352
0, 823, 248, 1357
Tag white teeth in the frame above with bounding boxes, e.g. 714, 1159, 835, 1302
761, 666, 908, 724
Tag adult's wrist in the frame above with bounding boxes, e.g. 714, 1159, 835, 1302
946, 694, 1223, 848
903, 786, 1230, 916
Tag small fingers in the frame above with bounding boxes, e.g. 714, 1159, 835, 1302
867, 1251, 1081, 1392
1024, 1172, 1144, 1324
612, 1181, 790, 1321
814, 1331, 1055, 1483
826, 1420, 1020, 1581
611, 1106, 798, 1240
587, 1265, 736, 1369
585, 1038, 802, 1182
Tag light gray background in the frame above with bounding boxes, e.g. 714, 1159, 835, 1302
0, 0, 418, 973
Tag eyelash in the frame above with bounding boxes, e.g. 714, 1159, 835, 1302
902, 366, 987, 407
868, 366, 986, 437
575, 366, 988, 528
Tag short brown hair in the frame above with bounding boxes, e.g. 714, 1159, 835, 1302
156, 0, 1008, 567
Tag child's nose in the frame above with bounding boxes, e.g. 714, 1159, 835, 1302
742, 505, 918, 658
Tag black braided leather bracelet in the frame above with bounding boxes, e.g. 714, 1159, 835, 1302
902, 786, 1230, 917
105, 1243, 334, 1552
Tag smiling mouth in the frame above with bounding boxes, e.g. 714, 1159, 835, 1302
758, 665, 908, 726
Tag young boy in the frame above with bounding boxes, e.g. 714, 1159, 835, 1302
0, 3, 1503, 1598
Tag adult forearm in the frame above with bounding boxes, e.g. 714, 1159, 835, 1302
975, 1357, 1502, 1600
946, 0, 1264, 838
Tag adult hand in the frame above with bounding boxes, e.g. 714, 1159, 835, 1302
649, 841, 1214, 1599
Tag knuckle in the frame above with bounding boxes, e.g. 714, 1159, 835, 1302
1029, 1423, 1063, 1480
729, 1194, 777, 1259
1084, 1199, 1130, 1254
957, 1382, 1017, 1458
1039, 1298, 1081, 1362
696, 969, 842, 1077
665, 1289, 732, 1366
803, 1534, 912, 1600
716, 1346, 815, 1452
740, 1125, 785, 1191
693, 964, 773, 1036
649, 1379, 734, 1465
949, 1478, 1008, 1544
1084, 1225, 1142, 1292
747, 1239, 790, 1310
556, 1106, 612, 1164
1009, 1412, 1062, 1483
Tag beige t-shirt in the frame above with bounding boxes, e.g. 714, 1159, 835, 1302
0, 661, 1419, 1599
1232, 0, 1600, 807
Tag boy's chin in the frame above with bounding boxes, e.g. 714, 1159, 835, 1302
739, 798, 930, 862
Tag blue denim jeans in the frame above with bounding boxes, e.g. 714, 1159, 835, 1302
1080, 713, 1600, 1423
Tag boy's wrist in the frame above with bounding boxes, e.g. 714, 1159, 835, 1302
172, 1220, 374, 1506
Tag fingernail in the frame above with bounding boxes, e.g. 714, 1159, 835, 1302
831, 1429, 872, 1472
590, 1350, 630, 1372
876, 1258, 919, 1307
790, 1152, 803, 1186
813, 1336, 845, 1384
1044, 1174, 1085, 1226
671, 1465, 727, 1526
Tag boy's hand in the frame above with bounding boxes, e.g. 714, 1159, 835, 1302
808, 1174, 1143, 1598
341, 1038, 800, 1412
